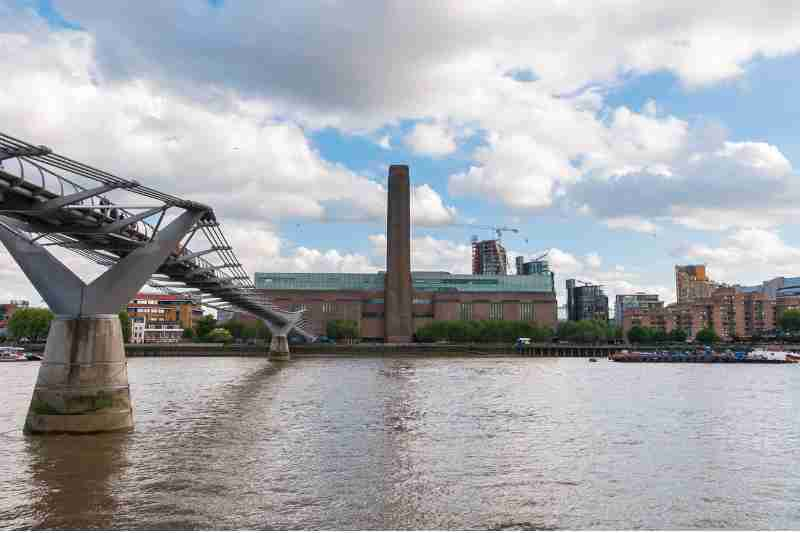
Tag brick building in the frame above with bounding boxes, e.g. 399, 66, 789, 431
622, 287, 777, 341
0, 300, 29, 336
252, 165, 557, 342
675, 264, 719, 303
126, 292, 203, 343
254, 272, 557, 341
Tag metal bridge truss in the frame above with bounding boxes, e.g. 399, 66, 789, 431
0, 131, 311, 340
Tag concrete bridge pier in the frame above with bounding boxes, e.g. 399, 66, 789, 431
0, 208, 204, 433
25, 315, 133, 433
266, 319, 297, 362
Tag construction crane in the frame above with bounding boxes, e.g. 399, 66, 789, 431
532, 250, 549, 262
450, 223, 520, 242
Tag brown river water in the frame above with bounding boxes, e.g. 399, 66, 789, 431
1, 356, 799, 529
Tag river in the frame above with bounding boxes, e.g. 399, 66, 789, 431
1, 356, 799, 529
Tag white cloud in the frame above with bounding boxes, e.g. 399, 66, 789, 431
675, 228, 800, 286
404, 122, 457, 157
585, 252, 602, 269
603, 216, 660, 234
411, 184, 457, 226
369, 233, 471, 274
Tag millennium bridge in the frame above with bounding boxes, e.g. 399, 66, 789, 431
0, 132, 311, 433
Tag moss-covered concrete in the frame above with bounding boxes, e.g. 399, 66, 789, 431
24, 315, 134, 434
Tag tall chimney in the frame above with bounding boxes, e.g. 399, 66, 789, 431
384, 165, 413, 343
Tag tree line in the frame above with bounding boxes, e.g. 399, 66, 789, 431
415, 320, 554, 343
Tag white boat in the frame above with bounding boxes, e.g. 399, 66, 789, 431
0, 346, 29, 362
747, 349, 794, 362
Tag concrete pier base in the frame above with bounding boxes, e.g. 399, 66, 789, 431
24, 315, 134, 434
268, 335, 290, 361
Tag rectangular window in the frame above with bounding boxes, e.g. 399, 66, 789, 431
459, 303, 473, 321
489, 303, 503, 320
520, 302, 534, 321
291, 303, 307, 312
413, 299, 432, 304
322, 302, 336, 314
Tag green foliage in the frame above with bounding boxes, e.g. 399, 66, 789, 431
779, 309, 800, 332
118, 311, 132, 343
557, 319, 617, 343
627, 325, 687, 344
415, 320, 553, 343
8, 308, 54, 341
695, 327, 720, 344
194, 314, 217, 341
326, 319, 360, 341
254, 320, 271, 341
669, 328, 688, 342
208, 327, 233, 343
182, 327, 195, 339
220, 320, 258, 340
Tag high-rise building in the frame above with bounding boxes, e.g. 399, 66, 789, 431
515, 255, 555, 292
614, 293, 662, 325
675, 264, 718, 303
566, 279, 609, 322
472, 238, 508, 276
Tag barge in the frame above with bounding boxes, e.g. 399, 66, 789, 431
610, 348, 800, 364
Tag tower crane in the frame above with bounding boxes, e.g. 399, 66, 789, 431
450, 223, 520, 243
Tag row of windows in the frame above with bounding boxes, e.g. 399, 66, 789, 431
285, 301, 538, 318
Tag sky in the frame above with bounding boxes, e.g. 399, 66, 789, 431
3, 1, 800, 316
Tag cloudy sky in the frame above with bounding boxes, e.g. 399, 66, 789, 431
3, 1, 800, 315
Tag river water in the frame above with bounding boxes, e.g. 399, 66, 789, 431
1, 356, 799, 530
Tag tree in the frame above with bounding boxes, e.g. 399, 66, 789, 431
208, 327, 233, 343
8, 308, 54, 341
415, 320, 553, 343
327, 319, 359, 341
222, 320, 246, 339
118, 311, 132, 343
779, 309, 800, 332
194, 314, 217, 341
627, 325, 649, 344
182, 327, 195, 340
695, 327, 720, 344
254, 320, 271, 342
669, 328, 688, 342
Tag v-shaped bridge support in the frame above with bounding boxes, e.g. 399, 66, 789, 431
0, 209, 204, 316
0, 208, 205, 434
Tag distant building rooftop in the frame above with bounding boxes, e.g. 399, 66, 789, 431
255, 271, 554, 293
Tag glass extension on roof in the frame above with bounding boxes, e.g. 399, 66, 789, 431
255, 272, 554, 293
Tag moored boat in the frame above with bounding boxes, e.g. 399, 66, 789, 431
0, 347, 29, 362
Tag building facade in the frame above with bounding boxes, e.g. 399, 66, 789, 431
736, 276, 800, 299
614, 293, 661, 325
622, 286, 777, 341
126, 292, 203, 343
675, 264, 718, 303
566, 280, 609, 322
254, 271, 557, 340
515, 255, 555, 292
472, 239, 508, 276
0, 300, 29, 336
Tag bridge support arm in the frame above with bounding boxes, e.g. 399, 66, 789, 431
0, 207, 205, 434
